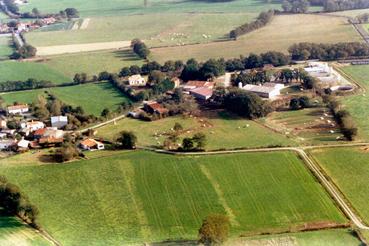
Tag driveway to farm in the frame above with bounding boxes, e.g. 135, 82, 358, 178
140, 143, 369, 230
36, 41, 131, 56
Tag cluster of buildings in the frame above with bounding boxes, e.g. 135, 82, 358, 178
0, 17, 57, 34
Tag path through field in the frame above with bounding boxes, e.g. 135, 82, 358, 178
36, 40, 131, 56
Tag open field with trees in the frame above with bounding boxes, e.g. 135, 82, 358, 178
1, 82, 130, 116
0, 215, 51, 246
226, 228, 362, 246
0, 37, 13, 59
0, 61, 70, 84
38, 49, 143, 77
341, 65, 369, 140
151, 14, 361, 62
96, 111, 294, 150
19, 0, 280, 17
310, 147, 369, 226
0, 150, 346, 245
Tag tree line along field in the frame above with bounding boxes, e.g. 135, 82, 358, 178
151, 14, 362, 62
19, 0, 280, 17
96, 111, 294, 150
310, 147, 369, 227
0, 151, 346, 245
341, 64, 369, 141
0, 215, 51, 246
1, 82, 130, 116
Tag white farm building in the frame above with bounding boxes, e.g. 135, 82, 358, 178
239, 82, 284, 99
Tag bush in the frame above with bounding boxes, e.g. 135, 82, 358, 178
117, 131, 137, 149
198, 214, 230, 245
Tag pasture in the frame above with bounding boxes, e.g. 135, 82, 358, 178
38, 49, 143, 77
0, 61, 70, 84
0, 150, 346, 245
227, 229, 362, 246
0, 36, 12, 59
341, 65, 369, 140
310, 147, 369, 225
19, 0, 280, 17
96, 111, 293, 150
151, 14, 361, 62
263, 107, 344, 145
1, 82, 130, 116
0, 215, 50, 246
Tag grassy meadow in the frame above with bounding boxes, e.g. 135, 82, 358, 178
310, 147, 369, 225
0, 61, 70, 84
0, 150, 346, 245
1, 82, 130, 116
341, 65, 369, 140
96, 111, 293, 150
151, 14, 361, 62
0, 215, 51, 246
0, 37, 12, 59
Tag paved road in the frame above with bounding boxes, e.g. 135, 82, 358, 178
140, 143, 369, 230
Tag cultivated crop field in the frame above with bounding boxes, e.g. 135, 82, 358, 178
263, 107, 344, 145
310, 147, 369, 225
341, 65, 369, 140
0, 215, 51, 246
151, 14, 361, 62
96, 111, 293, 150
1, 82, 130, 116
0, 151, 346, 245
0, 61, 70, 84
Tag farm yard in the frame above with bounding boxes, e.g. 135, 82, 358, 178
96, 111, 293, 150
0, 150, 346, 245
263, 107, 344, 145
310, 147, 369, 226
151, 14, 361, 62
0, 61, 70, 84
341, 65, 369, 141
0, 215, 51, 246
1, 82, 130, 116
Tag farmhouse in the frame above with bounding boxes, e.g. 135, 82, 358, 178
128, 74, 146, 86
80, 138, 105, 151
17, 138, 30, 150
0, 139, 16, 150
239, 83, 283, 99
51, 116, 68, 129
143, 101, 169, 115
7, 104, 29, 114
24, 121, 45, 132
190, 87, 213, 100
182, 81, 214, 91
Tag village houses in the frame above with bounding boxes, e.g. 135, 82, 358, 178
128, 74, 146, 86
7, 104, 29, 115
51, 116, 68, 129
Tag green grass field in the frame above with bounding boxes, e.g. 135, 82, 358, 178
40, 49, 143, 77
0, 214, 51, 246
20, 0, 280, 17
1, 82, 130, 116
0, 61, 70, 84
96, 111, 293, 150
227, 229, 362, 246
0, 150, 345, 245
310, 147, 369, 226
341, 65, 369, 140
0, 37, 12, 59
151, 14, 361, 62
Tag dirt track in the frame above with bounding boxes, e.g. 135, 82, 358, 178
36, 40, 131, 56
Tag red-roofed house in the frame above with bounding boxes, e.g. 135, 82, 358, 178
190, 87, 213, 100
182, 81, 214, 91
80, 139, 105, 151
143, 101, 169, 115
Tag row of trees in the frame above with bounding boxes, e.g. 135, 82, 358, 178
230, 10, 274, 39
324, 96, 357, 141
288, 42, 369, 61
281, 0, 369, 13
0, 78, 53, 92
0, 176, 40, 229
131, 39, 150, 59
282, 0, 310, 13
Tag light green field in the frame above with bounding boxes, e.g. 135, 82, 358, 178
96, 111, 293, 150
0, 150, 346, 245
40, 49, 143, 77
151, 14, 361, 62
263, 107, 344, 145
20, 0, 280, 17
0, 61, 70, 84
0, 37, 12, 59
311, 147, 369, 225
341, 65, 369, 140
1, 82, 130, 116
26, 13, 255, 47
0, 215, 51, 246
